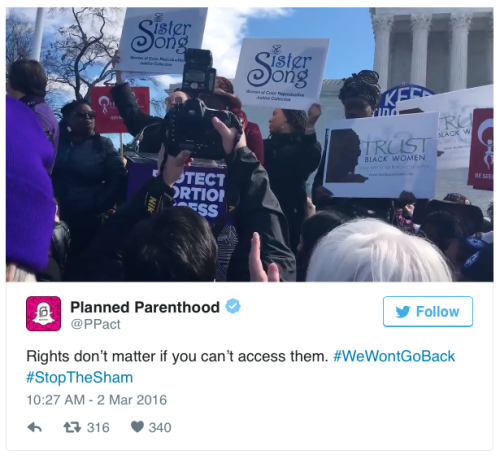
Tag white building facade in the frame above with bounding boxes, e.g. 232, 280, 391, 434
371, 7, 493, 94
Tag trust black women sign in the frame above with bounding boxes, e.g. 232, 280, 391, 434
323, 112, 439, 199
233, 38, 329, 111
115, 8, 208, 75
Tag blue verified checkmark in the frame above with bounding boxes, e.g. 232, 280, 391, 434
225, 299, 241, 314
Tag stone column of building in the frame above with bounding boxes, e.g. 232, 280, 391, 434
410, 14, 432, 87
449, 12, 473, 91
372, 15, 394, 92
485, 16, 493, 85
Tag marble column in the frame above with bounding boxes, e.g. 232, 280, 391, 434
485, 16, 493, 85
410, 14, 432, 87
372, 15, 394, 92
449, 12, 473, 91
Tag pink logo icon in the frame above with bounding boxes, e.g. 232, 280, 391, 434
26, 297, 61, 331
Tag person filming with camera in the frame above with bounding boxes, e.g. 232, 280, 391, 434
68, 49, 295, 283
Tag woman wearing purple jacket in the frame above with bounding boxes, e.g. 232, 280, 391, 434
7, 59, 59, 173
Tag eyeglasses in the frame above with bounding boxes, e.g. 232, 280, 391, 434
74, 111, 96, 120
166, 97, 184, 105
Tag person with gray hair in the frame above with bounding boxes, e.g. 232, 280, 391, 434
306, 218, 453, 282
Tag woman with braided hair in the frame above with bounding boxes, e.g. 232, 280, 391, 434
312, 70, 391, 221
264, 104, 323, 254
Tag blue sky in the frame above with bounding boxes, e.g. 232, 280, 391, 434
9, 7, 375, 146
247, 8, 374, 79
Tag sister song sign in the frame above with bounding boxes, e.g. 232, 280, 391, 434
234, 38, 330, 110
115, 8, 208, 75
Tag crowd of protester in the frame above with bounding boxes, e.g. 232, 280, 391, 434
6, 58, 494, 283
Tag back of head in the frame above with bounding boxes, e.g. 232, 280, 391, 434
8, 59, 47, 98
6, 96, 55, 274
297, 211, 348, 282
306, 218, 452, 282
301, 211, 347, 253
123, 207, 218, 282
420, 211, 465, 252
282, 109, 307, 135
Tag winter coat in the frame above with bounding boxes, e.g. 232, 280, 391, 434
245, 121, 265, 165
264, 132, 322, 251
67, 146, 296, 282
52, 127, 127, 218
20, 95, 59, 173
37, 221, 71, 282
111, 83, 165, 154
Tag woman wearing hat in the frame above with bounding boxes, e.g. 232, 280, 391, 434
264, 104, 323, 253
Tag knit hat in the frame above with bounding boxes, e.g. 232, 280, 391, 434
6, 96, 56, 273
282, 109, 308, 134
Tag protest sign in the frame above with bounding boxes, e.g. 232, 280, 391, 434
323, 112, 439, 199
233, 38, 330, 110
115, 8, 208, 75
92, 86, 150, 134
468, 108, 493, 191
126, 154, 226, 223
396, 85, 493, 170
375, 83, 434, 117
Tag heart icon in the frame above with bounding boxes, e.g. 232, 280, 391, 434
131, 421, 144, 433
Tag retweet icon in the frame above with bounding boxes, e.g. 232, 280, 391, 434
396, 306, 410, 319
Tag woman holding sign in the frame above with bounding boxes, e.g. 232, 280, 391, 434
312, 70, 391, 221
264, 104, 322, 253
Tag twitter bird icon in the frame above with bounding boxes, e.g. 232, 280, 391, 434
396, 306, 410, 318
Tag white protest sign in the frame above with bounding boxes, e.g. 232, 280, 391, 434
323, 112, 439, 199
396, 85, 493, 170
233, 38, 330, 110
115, 8, 208, 75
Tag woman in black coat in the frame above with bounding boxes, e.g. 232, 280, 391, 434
52, 100, 127, 259
264, 104, 322, 253
311, 70, 392, 222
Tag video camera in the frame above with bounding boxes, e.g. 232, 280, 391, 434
165, 49, 242, 161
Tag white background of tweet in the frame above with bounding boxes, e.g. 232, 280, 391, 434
4, 282, 493, 455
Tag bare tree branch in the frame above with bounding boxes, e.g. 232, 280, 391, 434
43, 7, 124, 102
6, 11, 35, 64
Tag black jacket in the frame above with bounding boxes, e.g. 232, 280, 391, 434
111, 83, 164, 154
264, 133, 322, 250
37, 221, 71, 282
52, 128, 128, 218
68, 147, 296, 282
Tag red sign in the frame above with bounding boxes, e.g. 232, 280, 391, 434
91, 86, 150, 134
467, 108, 493, 191
468, 108, 493, 191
